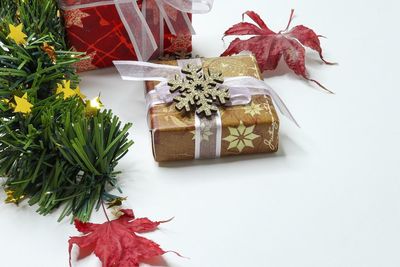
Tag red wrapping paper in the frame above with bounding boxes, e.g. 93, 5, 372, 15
62, 1, 192, 72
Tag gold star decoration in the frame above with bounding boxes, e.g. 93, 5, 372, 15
41, 42, 57, 63
64, 9, 90, 28
5, 190, 25, 205
56, 80, 86, 100
85, 96, 104, 116
13, 93, 33, 114
7, 23, 27, 45
71, 48, 98, 72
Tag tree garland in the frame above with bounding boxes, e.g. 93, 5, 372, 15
0, 0, 133, 222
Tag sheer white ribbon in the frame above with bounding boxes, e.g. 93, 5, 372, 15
114, 60, 299, 127
59, 0, 214, 61
114, 59, 299, 159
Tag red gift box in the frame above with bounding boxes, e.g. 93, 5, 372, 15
61, 0, 193, 72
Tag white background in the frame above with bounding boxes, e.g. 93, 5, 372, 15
1, 0, 400, 266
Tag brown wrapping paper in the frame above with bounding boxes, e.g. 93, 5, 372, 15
145, 55, 280, 162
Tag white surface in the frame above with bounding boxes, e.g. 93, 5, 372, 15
1, 0, 400, 266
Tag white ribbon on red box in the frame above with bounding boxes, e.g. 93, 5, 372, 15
59, 0, 214, 61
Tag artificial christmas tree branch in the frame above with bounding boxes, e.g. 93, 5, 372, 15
0, 0, 133, 222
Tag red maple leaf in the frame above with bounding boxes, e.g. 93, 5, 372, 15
69, 209, 174, 267
222, 10, 335, 93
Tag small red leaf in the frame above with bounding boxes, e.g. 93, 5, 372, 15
69, 209, 173, 267
287, 25, 335, 65
222, 10, 335, 92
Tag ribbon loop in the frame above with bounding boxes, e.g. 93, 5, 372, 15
114, 60, 181, 81
114, 0, 158, 61
153, 0, 195, 36
156, 0, 213, 36
162, 0, 213, 13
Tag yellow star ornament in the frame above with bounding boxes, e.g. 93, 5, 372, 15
56, 80, 85, 100
13, 93, 33, 114
56, 80, 76, 99
5, 189, 25, 205
85, 96, 104, 116
7, 23, 27, 45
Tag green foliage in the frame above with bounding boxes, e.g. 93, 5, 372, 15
0, 0, 133, 222
0, 33, 82, 99
1, 0, 65, 46
0, 0, 82, 99
0, 96, 133, 222
0, 1, 17, 24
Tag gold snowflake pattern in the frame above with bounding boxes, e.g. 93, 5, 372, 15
244, 102, 263, 117
190, 121, 213, 141
64, 10, 90, 28
223, 121, 260, 152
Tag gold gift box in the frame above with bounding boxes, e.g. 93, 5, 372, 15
145, 55, 280, 162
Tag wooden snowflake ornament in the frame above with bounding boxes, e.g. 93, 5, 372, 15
168, 65, 230, 118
